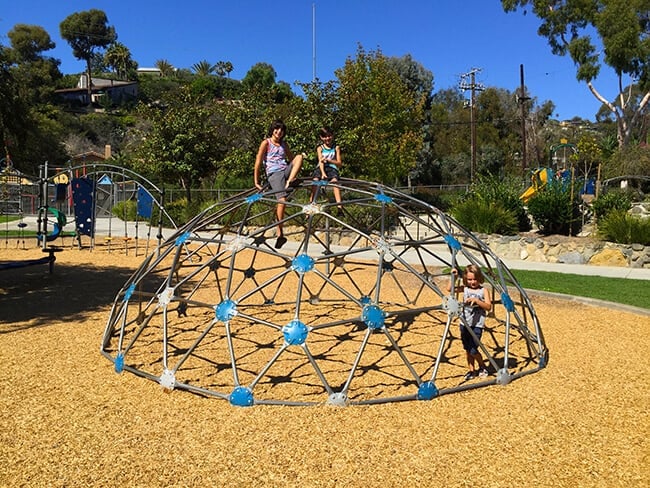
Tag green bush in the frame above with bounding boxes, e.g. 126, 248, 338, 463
598, 210, 650, 245
460, 175, 531, 232
411, 188, 456, 212
527, 183, 582, 236
146, 199, 184, 228
591, 190, 632, 221
112, 200, 137, 221
451, 198, 518, 235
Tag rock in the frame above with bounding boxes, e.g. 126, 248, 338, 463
557, 251, 586, 265
588, 248, 628, 266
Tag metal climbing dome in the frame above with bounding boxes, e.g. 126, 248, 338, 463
101, 179, 548, 406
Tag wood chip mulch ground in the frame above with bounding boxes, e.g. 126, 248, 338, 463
1, 246, 648, 487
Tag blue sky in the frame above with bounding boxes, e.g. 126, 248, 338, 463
2, 0, 621, 121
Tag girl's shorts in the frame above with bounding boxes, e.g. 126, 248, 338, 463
460, 325, 483, 355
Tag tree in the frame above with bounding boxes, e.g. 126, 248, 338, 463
2, 28, 67, 173
215, 60, 234, 77
104, 41, 137, 80
60, 9, 116, 105
191, 60, 214, 76
386, 54, 434, 100
502, 0, 650, 148
7, 24, 62, 105
155, 59, 175, 77
334, 46, 425, 184
242, 62, 277, 92
0, 44, 25, 166
132, 88, 223, 202
7, 23, 55, 62
223, 61, 234, 78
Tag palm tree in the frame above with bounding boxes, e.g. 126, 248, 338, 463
155, 59, 175, 77
215, 61, 227, 77
104, 42, 136, 79
224, 61, 233, 78
192, 60, 214, 76
214, 61, 234, 78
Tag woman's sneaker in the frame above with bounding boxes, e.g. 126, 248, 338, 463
478, 368, 489, 378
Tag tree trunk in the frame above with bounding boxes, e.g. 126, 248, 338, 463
86, 59, 93, 107
182, 177, 192, 203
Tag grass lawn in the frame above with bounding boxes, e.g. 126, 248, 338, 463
512, 269, 649, 310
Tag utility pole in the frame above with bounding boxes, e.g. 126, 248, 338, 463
312, 3, 316, 81
459, 68, 484, 182
518, 64, 530, 175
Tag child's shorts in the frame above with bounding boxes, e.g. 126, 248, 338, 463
460, 325, 484, 355
312, 165, 339, 181
267, 163, 294, 199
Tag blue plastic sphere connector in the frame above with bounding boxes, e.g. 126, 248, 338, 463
215, 299, 238, 323
114, 352, 124, 373
292, 254, 315, 274
282, 320, 309, 345
417, 381, 439, 400
123, 283, 135, 302
246, 193, 262, 203
443, 234, 461, 251
175, 231, 191, 246
501, 292, 515, 312
230, 386, 254, 407
360, 295, 372, 305
374, 193, 393, 204
362, 304, 385, 330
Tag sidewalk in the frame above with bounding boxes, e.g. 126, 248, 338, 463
15, 215, 650, 280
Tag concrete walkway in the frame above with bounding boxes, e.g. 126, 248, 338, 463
14, 215, 650, 281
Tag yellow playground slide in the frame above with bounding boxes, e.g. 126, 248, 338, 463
520, 168, 551, 204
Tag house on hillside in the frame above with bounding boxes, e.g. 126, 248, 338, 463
70, 147, 112, 165
55, 74, 138, 107
137, 67, 163, 76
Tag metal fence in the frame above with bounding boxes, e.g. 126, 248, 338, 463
4, 183, 470, 217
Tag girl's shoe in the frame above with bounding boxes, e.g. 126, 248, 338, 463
463, 370, 476, 381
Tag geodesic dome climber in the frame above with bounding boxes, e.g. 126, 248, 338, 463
101, 178, 548, 406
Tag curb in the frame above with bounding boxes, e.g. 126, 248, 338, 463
524, 288, 650, 317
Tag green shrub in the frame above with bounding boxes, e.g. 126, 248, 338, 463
411, 188, 455, 211
112, 200, 137, 221
451, 198, 518, 235
154, 199, 189, 227
598, 210, 650, 245
464, 175, 531, 232
527, 183, 582, 235
591, 190, 632, 221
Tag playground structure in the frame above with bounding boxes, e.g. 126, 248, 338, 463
520, 141, 597, 205
1, 162, 176, 255
101, 178, 548, 406
520, 167, 553, 204
0, 161, 63, 272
